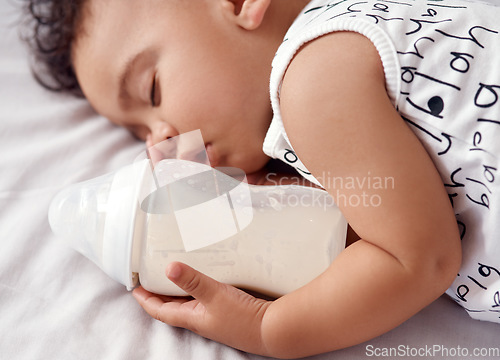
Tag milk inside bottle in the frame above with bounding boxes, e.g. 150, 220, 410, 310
48, 130, 347, 297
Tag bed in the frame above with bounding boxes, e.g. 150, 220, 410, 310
1, 2, 499, 359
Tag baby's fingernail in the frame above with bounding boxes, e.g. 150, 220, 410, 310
166, 263, 182, 281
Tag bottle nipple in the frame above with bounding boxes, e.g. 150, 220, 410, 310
48, 172, 116, 268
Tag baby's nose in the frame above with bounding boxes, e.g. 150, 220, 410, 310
149, 122, 178, 146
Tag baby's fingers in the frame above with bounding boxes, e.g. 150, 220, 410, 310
166, 262, 223, 305
132, 262, 224, 329
132, 286, 200, 329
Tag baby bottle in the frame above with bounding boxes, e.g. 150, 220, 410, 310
48, 131, 347, 297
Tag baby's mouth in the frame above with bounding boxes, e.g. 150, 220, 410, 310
205, 143, 219, 168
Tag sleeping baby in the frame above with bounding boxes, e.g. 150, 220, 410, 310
25, 0, 500, 358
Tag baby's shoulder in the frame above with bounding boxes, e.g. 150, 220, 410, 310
281, 31, 386, 109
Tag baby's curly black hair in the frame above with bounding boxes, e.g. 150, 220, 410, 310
23, 0, 88, 97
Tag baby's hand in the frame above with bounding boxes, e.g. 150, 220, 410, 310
132, 262, 272, 356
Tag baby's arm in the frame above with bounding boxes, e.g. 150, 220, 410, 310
133, 32, 462, 359
259, 31, 462, 357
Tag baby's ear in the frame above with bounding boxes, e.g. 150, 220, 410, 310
221, 0, 271, 30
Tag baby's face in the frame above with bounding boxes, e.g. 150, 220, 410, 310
72, 0, 273, 173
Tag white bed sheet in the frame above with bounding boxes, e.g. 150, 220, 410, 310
1, 2, 499, 360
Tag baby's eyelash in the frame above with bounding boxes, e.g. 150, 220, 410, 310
149, 73, 162, 108
150, 74, 157, 107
